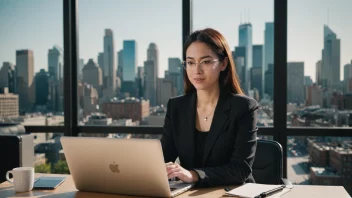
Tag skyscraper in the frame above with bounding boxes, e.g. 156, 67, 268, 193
78, 59, 84, 80
117, 50, 123, 80
238, 23, 252, 94
321, 25, 340, 89
147, 43, 159, 79
250, 67, 262, 97
122, 40, 137, 82
287, 62, 305, 104
0, 62, 16, 93
233, 47, 246, 89
252, 45, 263, 97
144, 60, 156, 106
265, 64, 274, 100
16, 49, 35, 111
316, 60, 322, 86
157, 78, 176, 106
165, 72, 182, 96
264, 22, 274, 97
167, 58, 183, 95
168, 58, 182, 74
81, 84, 99, 115
136, 66, 144, 98
253, 45, 263, 68
103, 29, 117, 92
83, 59, 103, 96
48, 46, 64, 113
35, 69, 49, 106
344, 60, 352, 93
98, 52, 104, 70
48, 45, 63, 81
304, 76, 313, 86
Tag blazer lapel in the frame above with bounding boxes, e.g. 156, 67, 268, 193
202, 90, 231, 166
180, 92, 197, 168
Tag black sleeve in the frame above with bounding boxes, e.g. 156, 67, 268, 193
160, 99, 178, 163
192, 98, 259, 187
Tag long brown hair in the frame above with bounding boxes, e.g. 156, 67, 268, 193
183, 28, 244, 95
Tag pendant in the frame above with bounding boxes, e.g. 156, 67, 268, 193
204, 117, 207, 121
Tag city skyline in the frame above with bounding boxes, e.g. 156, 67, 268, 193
1, 1, 352, 194
0, 0, 351, 82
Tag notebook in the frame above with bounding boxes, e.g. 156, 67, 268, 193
225, 183, 291, 198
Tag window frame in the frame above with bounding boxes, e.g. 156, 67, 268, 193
23, 0, 352, 178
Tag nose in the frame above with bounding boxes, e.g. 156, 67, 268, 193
194, 64, 203, 74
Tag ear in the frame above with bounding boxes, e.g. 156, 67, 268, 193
221, 57, 228, 71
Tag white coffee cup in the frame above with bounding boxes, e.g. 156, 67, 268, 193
6, 167, 34, 193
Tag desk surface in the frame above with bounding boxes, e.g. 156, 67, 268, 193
0, 174, 350, 198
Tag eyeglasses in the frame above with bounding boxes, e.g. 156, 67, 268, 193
182, 59, 219, 70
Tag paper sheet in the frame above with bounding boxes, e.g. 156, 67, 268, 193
225, 183, 291, 198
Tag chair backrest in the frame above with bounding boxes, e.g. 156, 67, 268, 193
252, 139, 283, 184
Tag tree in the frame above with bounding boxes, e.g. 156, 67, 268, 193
52, 160, 70, 174
35, 163, 51, 173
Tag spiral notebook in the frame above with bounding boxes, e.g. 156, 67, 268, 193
225, 183, 291, 198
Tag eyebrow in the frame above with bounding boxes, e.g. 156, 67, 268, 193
186, 55, 212, 59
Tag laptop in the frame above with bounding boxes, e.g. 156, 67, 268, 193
60, 137, 194, 197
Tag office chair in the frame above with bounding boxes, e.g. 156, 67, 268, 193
252, 139, 283, 185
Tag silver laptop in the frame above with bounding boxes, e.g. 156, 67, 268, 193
60, 137, 194, 197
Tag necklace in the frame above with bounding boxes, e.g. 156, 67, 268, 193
197, 99, 217, 122
201, 109, 215, 121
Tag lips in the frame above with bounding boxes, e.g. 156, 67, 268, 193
193, 78, 205, 83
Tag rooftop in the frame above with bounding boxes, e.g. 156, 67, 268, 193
311, 167, 340, 177
331, 147, 352, 155
107, 97, 148, 104
313, 142, 331, 151
310, 139, 352, 154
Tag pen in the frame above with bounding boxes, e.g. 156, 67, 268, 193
254, 185, 285, 198
224, 187, 231, 192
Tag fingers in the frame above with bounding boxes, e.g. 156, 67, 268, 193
167, 166, 180, 175
166, 162, 174, 165
166, 162, 179, 170
165, 162, 184, 179
166, 164, 177, 170
168, 171, 181, 179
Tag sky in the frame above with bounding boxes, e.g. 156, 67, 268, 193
0, 0, 351, 82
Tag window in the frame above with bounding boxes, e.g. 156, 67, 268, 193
1, 1, 351, 195
258, 135, 273, 141
287, 0, 352, 128
0, 1, 64, 126
78, 133, 161, 139
33, 133, 68, 174
78, 0, 182, 127
193, 0, 274, 127
287, 136, 352, 192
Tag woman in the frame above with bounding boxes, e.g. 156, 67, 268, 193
161, 28, 259, 188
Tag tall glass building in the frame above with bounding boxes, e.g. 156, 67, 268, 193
264, 22, 274, 98
122, 40, 137, 82
238, 23, 252, 94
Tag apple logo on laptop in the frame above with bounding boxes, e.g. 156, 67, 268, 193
109, 161, 120, 173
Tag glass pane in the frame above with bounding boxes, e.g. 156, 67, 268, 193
258, 135, 273, 141
78, 133, 269, 141
193, 0, 274, 127
287, 136, 352, 195
78, 0, 182, 126
0, 1, 64, 126
33, 133, 67, 174
79, 133, 161, 139
287, 0, 352, 128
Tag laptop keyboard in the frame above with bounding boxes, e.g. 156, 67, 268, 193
170, 188, 177, 191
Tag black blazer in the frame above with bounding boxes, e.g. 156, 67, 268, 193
160, 88, 259, 188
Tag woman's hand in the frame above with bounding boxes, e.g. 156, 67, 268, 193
166, 162, 199, 183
